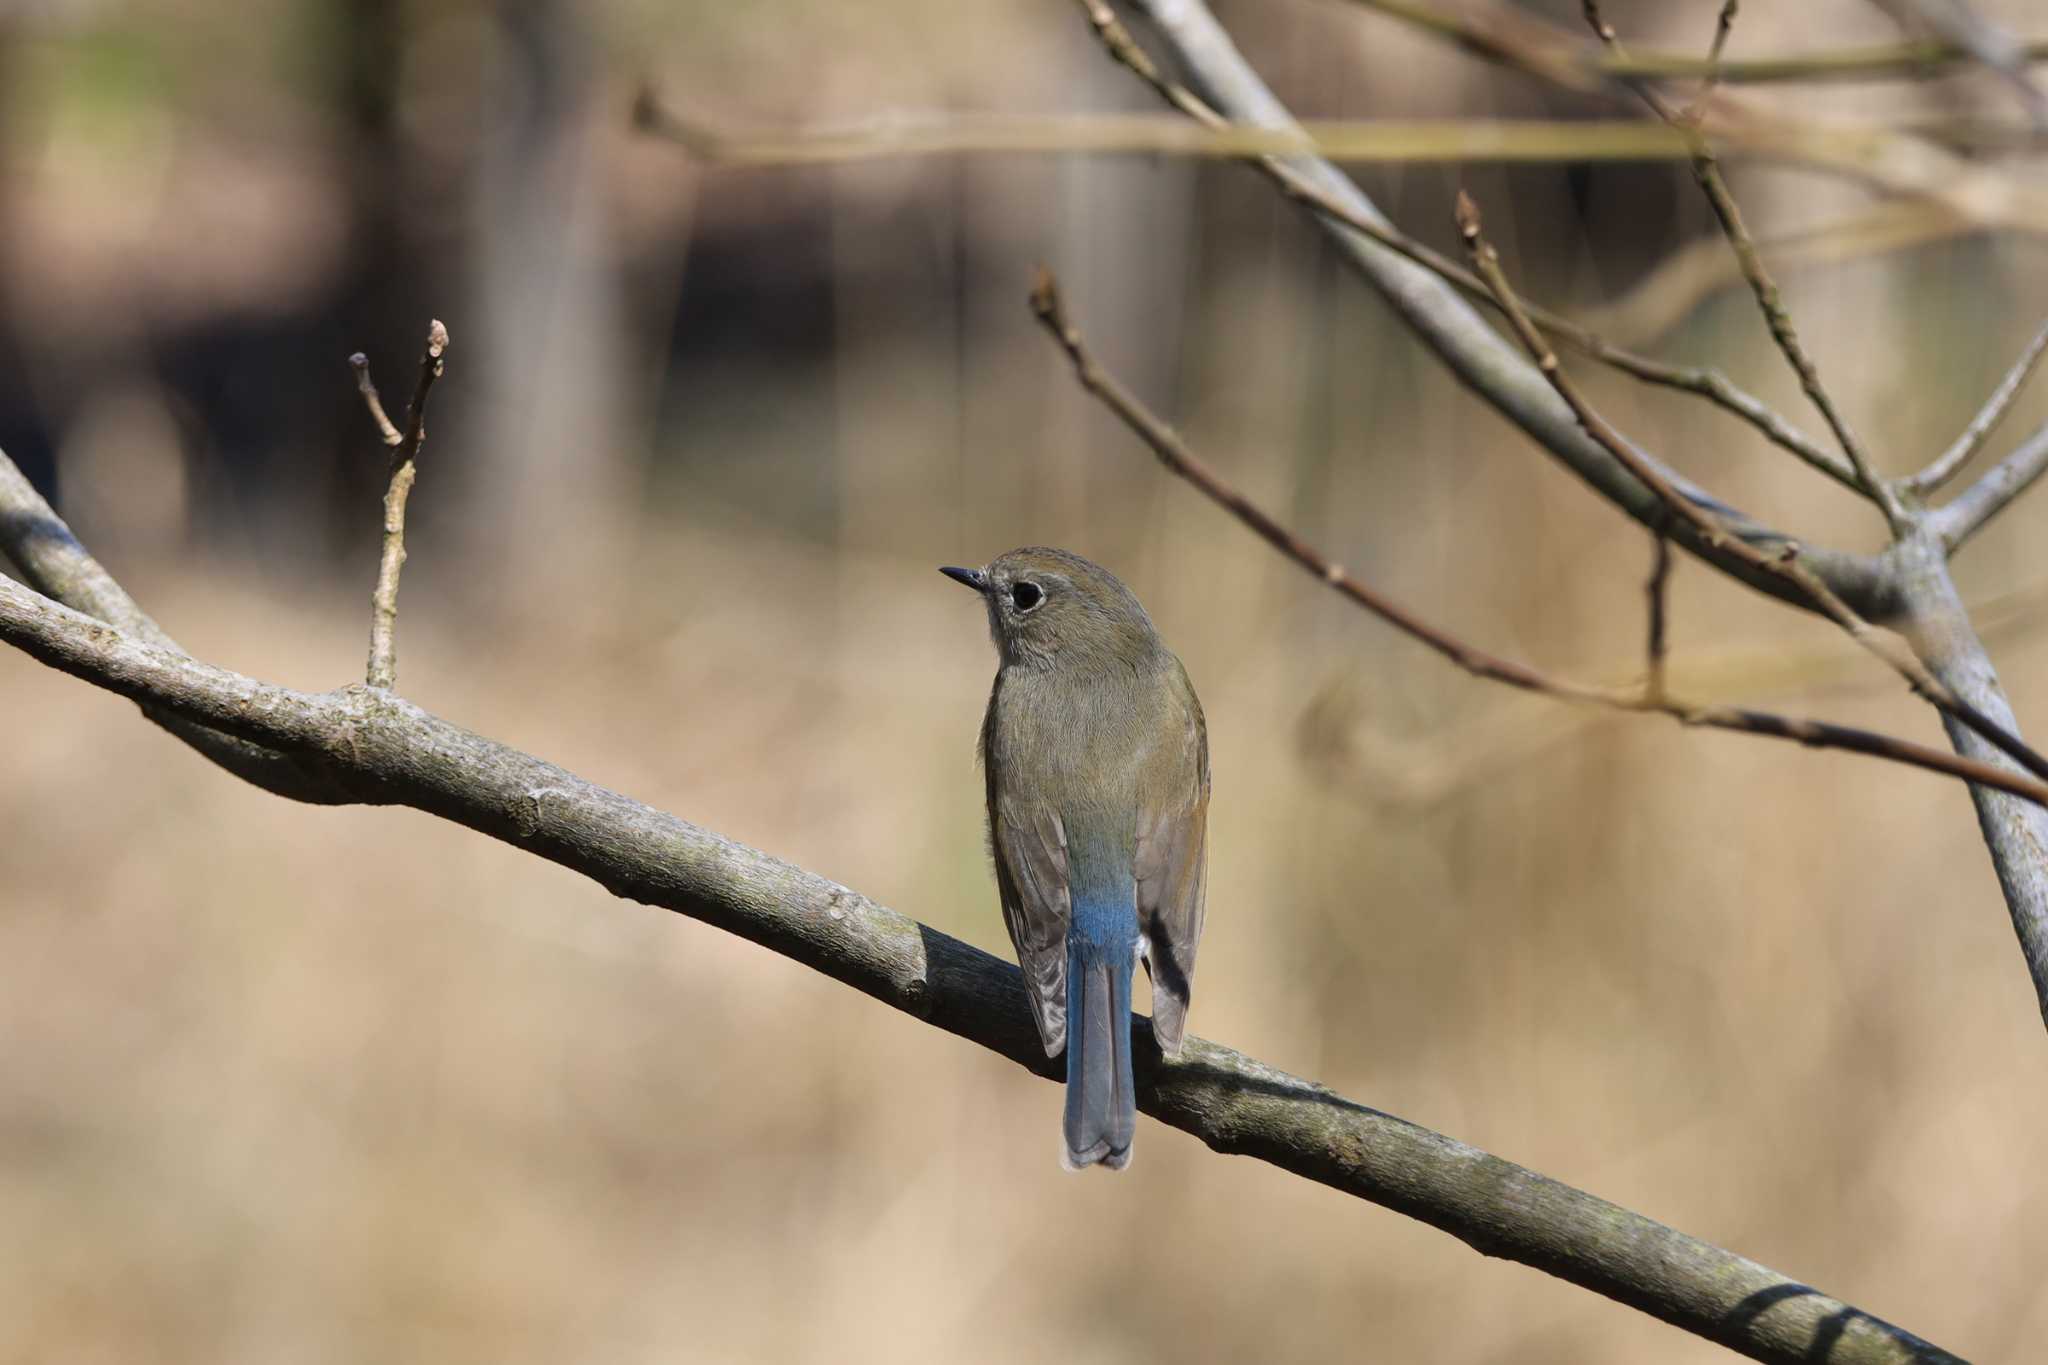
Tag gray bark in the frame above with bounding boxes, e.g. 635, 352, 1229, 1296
1894, 533, 2048, 1020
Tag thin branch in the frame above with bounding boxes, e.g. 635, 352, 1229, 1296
1706, 2, 1740, 69
1688, 1, 1740, 115
1583, 2, 1904, 528
1646, 532, 1673, 704
350, 352, 403, 447
1030, 268, 2048, 813
359, 320, 449, 692
1687, 154, 1902, 521
1455, 192, 2048, 787
1904, 318, 2048, 497
1928, 416, 2048, 551
0, 567, 1968, 1365
1070, 0, 1895, 609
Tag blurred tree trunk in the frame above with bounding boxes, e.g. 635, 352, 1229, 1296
452, 0, 634, 595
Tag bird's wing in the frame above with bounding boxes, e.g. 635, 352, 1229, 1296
982, 675, 1073, 1057
990, 795, 1072, 1056
1135, 670, 1209, 1056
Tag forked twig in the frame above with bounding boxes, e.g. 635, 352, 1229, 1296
354, 320, 450, 691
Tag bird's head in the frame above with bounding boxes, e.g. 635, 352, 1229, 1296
940, 546, 1160, 669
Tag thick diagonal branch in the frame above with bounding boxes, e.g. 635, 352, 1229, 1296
0, 572, 1959, 1365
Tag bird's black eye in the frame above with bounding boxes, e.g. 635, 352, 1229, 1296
1011, 581, 1043, 612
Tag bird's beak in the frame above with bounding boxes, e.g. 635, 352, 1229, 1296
939, 565, 987, 593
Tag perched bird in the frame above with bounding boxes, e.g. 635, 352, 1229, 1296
941, 548, 1209, 1170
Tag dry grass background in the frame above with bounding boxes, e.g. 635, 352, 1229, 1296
6, 1, 2048, 1360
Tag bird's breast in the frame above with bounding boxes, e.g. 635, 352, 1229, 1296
988, 659, 1184, 817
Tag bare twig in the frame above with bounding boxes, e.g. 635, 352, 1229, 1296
1690, 1, 1740, 113
350, 353, 404, 447
1646, 532, 1673, 704
1062, 1, 1861, 499
1455, 193, 2048, 787
0, 567, 1961, 1365
1928, 416, 2048, 551
1583, 2, 1904, 528
396, 320, 447, 463
1706, 2, 1740, 68
1904, 318, 2048, 497
1029, 268, 2048, 813
1580, 1, 1615, 46
359, 320, 449, 692
1686, 151, 1901, 522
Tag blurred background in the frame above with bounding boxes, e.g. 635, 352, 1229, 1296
5, 0, 2048, 1360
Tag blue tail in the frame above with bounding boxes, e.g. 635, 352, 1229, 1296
1063, 933, 1136, 1170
